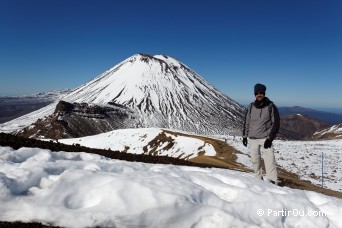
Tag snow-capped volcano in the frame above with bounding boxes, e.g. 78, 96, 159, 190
62, 54, 244, 133
1, 54, 245, 138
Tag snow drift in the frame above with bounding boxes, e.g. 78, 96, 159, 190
0, 146, 341, 228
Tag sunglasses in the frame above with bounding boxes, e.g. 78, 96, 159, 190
254, 92, 265, 96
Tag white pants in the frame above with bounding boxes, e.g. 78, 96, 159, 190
249, 138, 277, 182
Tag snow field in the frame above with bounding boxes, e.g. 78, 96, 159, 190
223, 136, 342, 192
0, 146, 341, 228
60, 128, 216, 159
61, 129, 341, 192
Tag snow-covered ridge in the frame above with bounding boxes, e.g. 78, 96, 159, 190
313, 123, 342, 139
60, 128, 216, 160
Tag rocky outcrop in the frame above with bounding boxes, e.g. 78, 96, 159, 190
16, 101, 140, 139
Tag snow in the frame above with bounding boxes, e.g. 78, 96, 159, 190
60, 128, 216, 159
222, 136, 342, 192
0, 90, 69, 133
168, 134, 216, 157
0, 146, 341, 228
61, 128, 162, 152
58, 128, 342, 192
62, 54, 206, 105
314, 124, 342, 136
59, 128, 341, 192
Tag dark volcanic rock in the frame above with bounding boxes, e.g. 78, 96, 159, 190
16, 101, 141, 139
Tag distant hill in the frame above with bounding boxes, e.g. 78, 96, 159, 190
0, 90, 70, 124
278, 114, 331, 140
0, 99, 51, 124
278, 106, 342, 125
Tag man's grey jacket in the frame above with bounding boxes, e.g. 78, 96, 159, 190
242, 97, 280, 140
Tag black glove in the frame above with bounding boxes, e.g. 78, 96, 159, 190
264, 138, 273, 149
242, 138, 248, 147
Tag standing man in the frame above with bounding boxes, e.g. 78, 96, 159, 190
242, 83, 280, 185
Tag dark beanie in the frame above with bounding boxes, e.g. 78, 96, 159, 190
254, 83, 266, 94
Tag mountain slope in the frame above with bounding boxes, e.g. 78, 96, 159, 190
3, 54, 245, 138
278, 114, 331, 140
61, 54, 244, 134
312, 123, 342, 140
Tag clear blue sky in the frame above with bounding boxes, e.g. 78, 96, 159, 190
0, 0, 341, 109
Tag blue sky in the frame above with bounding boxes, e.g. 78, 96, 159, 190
0, 0, 341, 109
